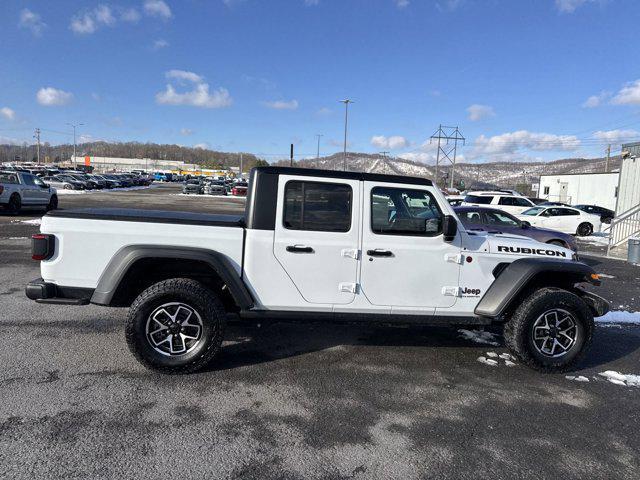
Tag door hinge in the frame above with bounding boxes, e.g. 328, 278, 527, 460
444, 253, 465, 264
339, 282, 358, 294
442, 286, 462, 297
341, 248, 360, 260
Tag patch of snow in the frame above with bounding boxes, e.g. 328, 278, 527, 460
499, 353, 514, 361
458, 329, 500, 346
504, 360, 516, 367
57, 186, 152, 195
597, 273, 615, 279
7, 237, 28, 240
20, 218, 41, 226
596, 310, 640, 325
578, 235, 610, 246
477, 356, 498, 366
599, 371, 640, 387
486, 351, 498, 358
566, 375, 590, 382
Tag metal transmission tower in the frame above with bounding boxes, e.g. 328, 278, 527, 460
339, 99, 353, 171
379, 151, 389, 174
33, 128, 41, 164
430, 125, 465, 189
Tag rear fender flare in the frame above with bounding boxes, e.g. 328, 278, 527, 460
90, 245, 253, 309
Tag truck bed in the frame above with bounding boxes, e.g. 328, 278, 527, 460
47, 208, 245, 227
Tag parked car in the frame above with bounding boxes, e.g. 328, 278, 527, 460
183, 179, 204, 194
111, 174, 134, 187
455, 206, 578, 252
68, 174, 101, 190
446, 195, 465, 206
57, 174, 94, 190
26, 166, 609, 374
1, 170, 58, 213
91, 174, 122, 189
528, 197, 547, 205
539, 201, 572, 207
86, 174, 108, 189
461, 191, 536, 215
518, 206, 602, 236
231, 181, 248, 196
204, 180, 227, 195
574, 204, 615, 224
43, 175, 85, 191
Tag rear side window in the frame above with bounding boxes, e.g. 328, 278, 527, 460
0, 173, 19, 184
22, 174, 36, 186
371, 187, 442, 236
557, 208, 580, 216
283, 181, 352, 232
464, 194, 493, 204
499, 196, 532, 207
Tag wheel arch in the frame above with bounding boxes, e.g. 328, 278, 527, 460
91, 245, 253, 310
475, 258, 602, 319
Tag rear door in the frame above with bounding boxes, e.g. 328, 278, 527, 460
273, 175, 360, 305
360, 182, 461, 310
19, 173, 38, 204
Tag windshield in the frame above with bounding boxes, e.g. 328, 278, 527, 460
521, 207, 546, 216
464, 194, 493, 204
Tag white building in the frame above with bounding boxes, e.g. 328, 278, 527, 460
538, 172, 619, 210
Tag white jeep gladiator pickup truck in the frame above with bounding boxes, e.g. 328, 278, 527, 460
26, 167, 609, 373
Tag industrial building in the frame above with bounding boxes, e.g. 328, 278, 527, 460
71, 155, 199, 173
538, 172, 619, 210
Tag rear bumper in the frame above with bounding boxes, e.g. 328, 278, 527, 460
25, 278, 92, 305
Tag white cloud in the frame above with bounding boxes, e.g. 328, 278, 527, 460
316, 107, 332, 115
70, 13, 97, 34
582, 91, 610, 108
166, 69, 203, 83
120, 8, 141, 22
95, 5, 116, 25
1, 107, 16, 121
593, 129, 640, 146
193, 142, 209, 150
394, 0, 409, 8
180, 128, 194, 136
555, 0, 596, 13
262, 99, 299, 110
19, 9, 46, 36
156, 71, 232, 109
469, 130, 580, 161
467, 104, 495, 121
153, 39, 169, 49
611, 79, 640, 106
36, 87, 73, 106
70, 5, 117, 34
371, 135, 409, 150
144, 0, 172, 19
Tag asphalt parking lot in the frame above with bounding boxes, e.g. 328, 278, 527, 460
1, 183, 639, 479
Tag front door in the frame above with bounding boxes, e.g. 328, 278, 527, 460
359, 182, 462, 310
273, 175, 360, 305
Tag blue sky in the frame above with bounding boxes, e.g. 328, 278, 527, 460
1, 0, 640, 163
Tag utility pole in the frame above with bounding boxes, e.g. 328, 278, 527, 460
33, 128, 41, 164
316, 134, 323, 159
339, 99, 353, 171
66, 123, 84, 168
239, 153, 243, 179
430, 125, 465, 189
605, 144, 611, 173
380, 151, 390, 174
290, 143, 294, 167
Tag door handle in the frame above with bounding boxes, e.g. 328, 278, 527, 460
367, 249, 393, 257
286, 245, 314, 253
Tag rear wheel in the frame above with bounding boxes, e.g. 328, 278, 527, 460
504, 288, 593, 372
6, 194, 21, 215
576, 222, 593, 236
125, 278, 226, 374
46, 195, 58, 212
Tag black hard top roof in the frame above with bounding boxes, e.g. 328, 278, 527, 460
252, 166, 433, 186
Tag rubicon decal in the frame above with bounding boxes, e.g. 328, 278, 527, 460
497, 246, 567, 257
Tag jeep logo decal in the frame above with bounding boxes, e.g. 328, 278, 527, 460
497, 246, 566, 258
461, 287, 481, 296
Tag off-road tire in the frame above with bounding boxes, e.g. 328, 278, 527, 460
46, 195, 58, 212
503, 288, 594, 373
125, 278, 226, 374
576, 222, 593, 237
7, 193, 21, 215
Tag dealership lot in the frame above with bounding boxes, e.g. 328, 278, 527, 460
1, 183, 639, 479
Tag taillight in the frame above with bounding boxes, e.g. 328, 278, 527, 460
32, 234, 56, 261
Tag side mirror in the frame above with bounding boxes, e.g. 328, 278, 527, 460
521, 221, 531, 228
443, 215, 458, 242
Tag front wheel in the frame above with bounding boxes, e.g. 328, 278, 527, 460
503, 288, 593, 372
46, 195, 58, 212
125, 278, 226, 374
576, 222, 593, 236
6, 193, 21, 215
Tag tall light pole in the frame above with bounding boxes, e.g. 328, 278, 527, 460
315, 134, 323, 160
339, 99, 353, 171
66, 123, 84, 168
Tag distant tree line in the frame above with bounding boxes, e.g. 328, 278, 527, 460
0, 141, 269, 171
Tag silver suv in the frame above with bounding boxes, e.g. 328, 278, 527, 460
0, 170, 58, 214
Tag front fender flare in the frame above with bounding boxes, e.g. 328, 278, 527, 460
90, 245, 253, 309
475, 258, 597, 318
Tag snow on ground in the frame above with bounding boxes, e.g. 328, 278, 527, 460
596, 310, 640, 325
170, 194, 246, 200
56, 186, 152, 195
599, 371, 640, 387
477, 356, 498, 366
477, 351, 517, 367
578, 234, 610, 246
597, 273, 615, 279
457, 329, 500, 346
15, 218, 42, 226
566, 375, 590, 382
